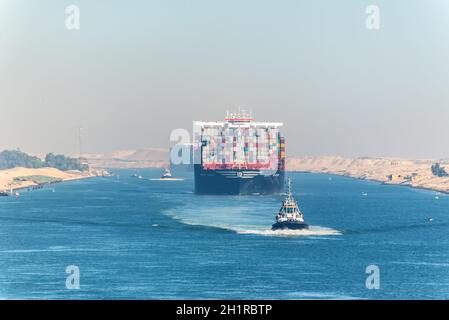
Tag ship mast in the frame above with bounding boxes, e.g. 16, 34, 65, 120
287, 177, 292, 199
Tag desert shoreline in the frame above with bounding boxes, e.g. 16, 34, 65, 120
290, 170, 449, 195
286, 155, 449, 195
0, 167, 103, 194
3, 154, 449, 196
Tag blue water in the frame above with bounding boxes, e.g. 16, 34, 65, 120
1, 170, 449, 299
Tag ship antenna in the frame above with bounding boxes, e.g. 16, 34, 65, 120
287, 177, 292, 199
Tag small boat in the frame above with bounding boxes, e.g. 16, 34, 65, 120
131, 173, 143, 179
150, 167, 184, 181
272, 178, 309, 231
1, 185, 15, 197
161, 168, 173, 179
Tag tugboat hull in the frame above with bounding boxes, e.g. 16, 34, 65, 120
272, 222, 309, 231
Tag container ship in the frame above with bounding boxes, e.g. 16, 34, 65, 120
193, 110, 285, 195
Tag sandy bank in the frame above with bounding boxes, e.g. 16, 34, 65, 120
286, 156, 449, 194
0, 167, 98, 192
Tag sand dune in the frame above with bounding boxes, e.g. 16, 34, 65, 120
0, 167, 94, 192
84, 148, 168, 169
287, 156, 449, 193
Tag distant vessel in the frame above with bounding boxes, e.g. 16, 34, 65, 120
272, 178, 309, 231
1, 185, 15, 197
194, 109, 285, 195
132, 173, 143, 179
161, 168, 173, 179
150, 167, 184, 181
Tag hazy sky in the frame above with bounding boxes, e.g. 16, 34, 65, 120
1, 0, 449, 158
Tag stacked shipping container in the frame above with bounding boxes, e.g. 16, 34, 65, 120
197, 125, 282, 171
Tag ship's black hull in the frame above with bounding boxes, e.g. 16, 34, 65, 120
194, 165, 285, 195
272, 222, 309, 230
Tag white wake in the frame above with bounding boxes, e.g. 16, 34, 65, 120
236, 226, 341, 237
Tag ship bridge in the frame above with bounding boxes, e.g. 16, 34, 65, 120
194, 109, 283, 129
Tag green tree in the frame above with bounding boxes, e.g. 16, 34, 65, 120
431, 163, 448, 177
44, 153, 88, 171
0, 150, 44, 169
0, 150, 88, 171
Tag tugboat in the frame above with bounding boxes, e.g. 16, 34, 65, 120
272, 178, 309, 230
150, 166, 184, 181
160, 167, 173, 179
1, 185, 14, 197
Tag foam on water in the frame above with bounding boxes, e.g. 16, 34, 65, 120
236, 226, 341, 237
287, 291, 360, 300
164, 209, 341, 237
160, 180, 342, 237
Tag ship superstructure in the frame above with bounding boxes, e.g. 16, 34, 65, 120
193, 109, 285, 195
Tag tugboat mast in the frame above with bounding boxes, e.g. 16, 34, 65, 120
285, 177, 296, 206
287, 177, 292, 199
